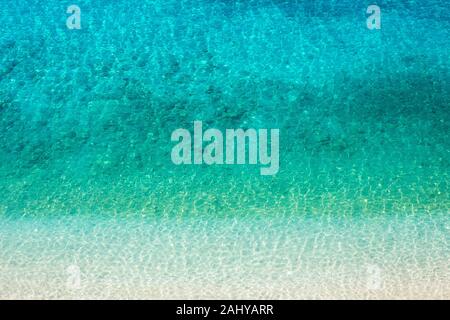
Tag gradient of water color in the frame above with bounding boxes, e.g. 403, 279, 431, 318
0, 0, 449, 299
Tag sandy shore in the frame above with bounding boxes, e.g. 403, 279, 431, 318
1, 214, 448, 299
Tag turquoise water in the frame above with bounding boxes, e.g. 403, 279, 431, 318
0, 0, 449, 298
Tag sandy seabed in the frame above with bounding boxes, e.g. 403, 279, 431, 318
1, 214, 448, 299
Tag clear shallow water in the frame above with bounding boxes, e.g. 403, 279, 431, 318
0, 213, 448, 299
0, 0, 449, 298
